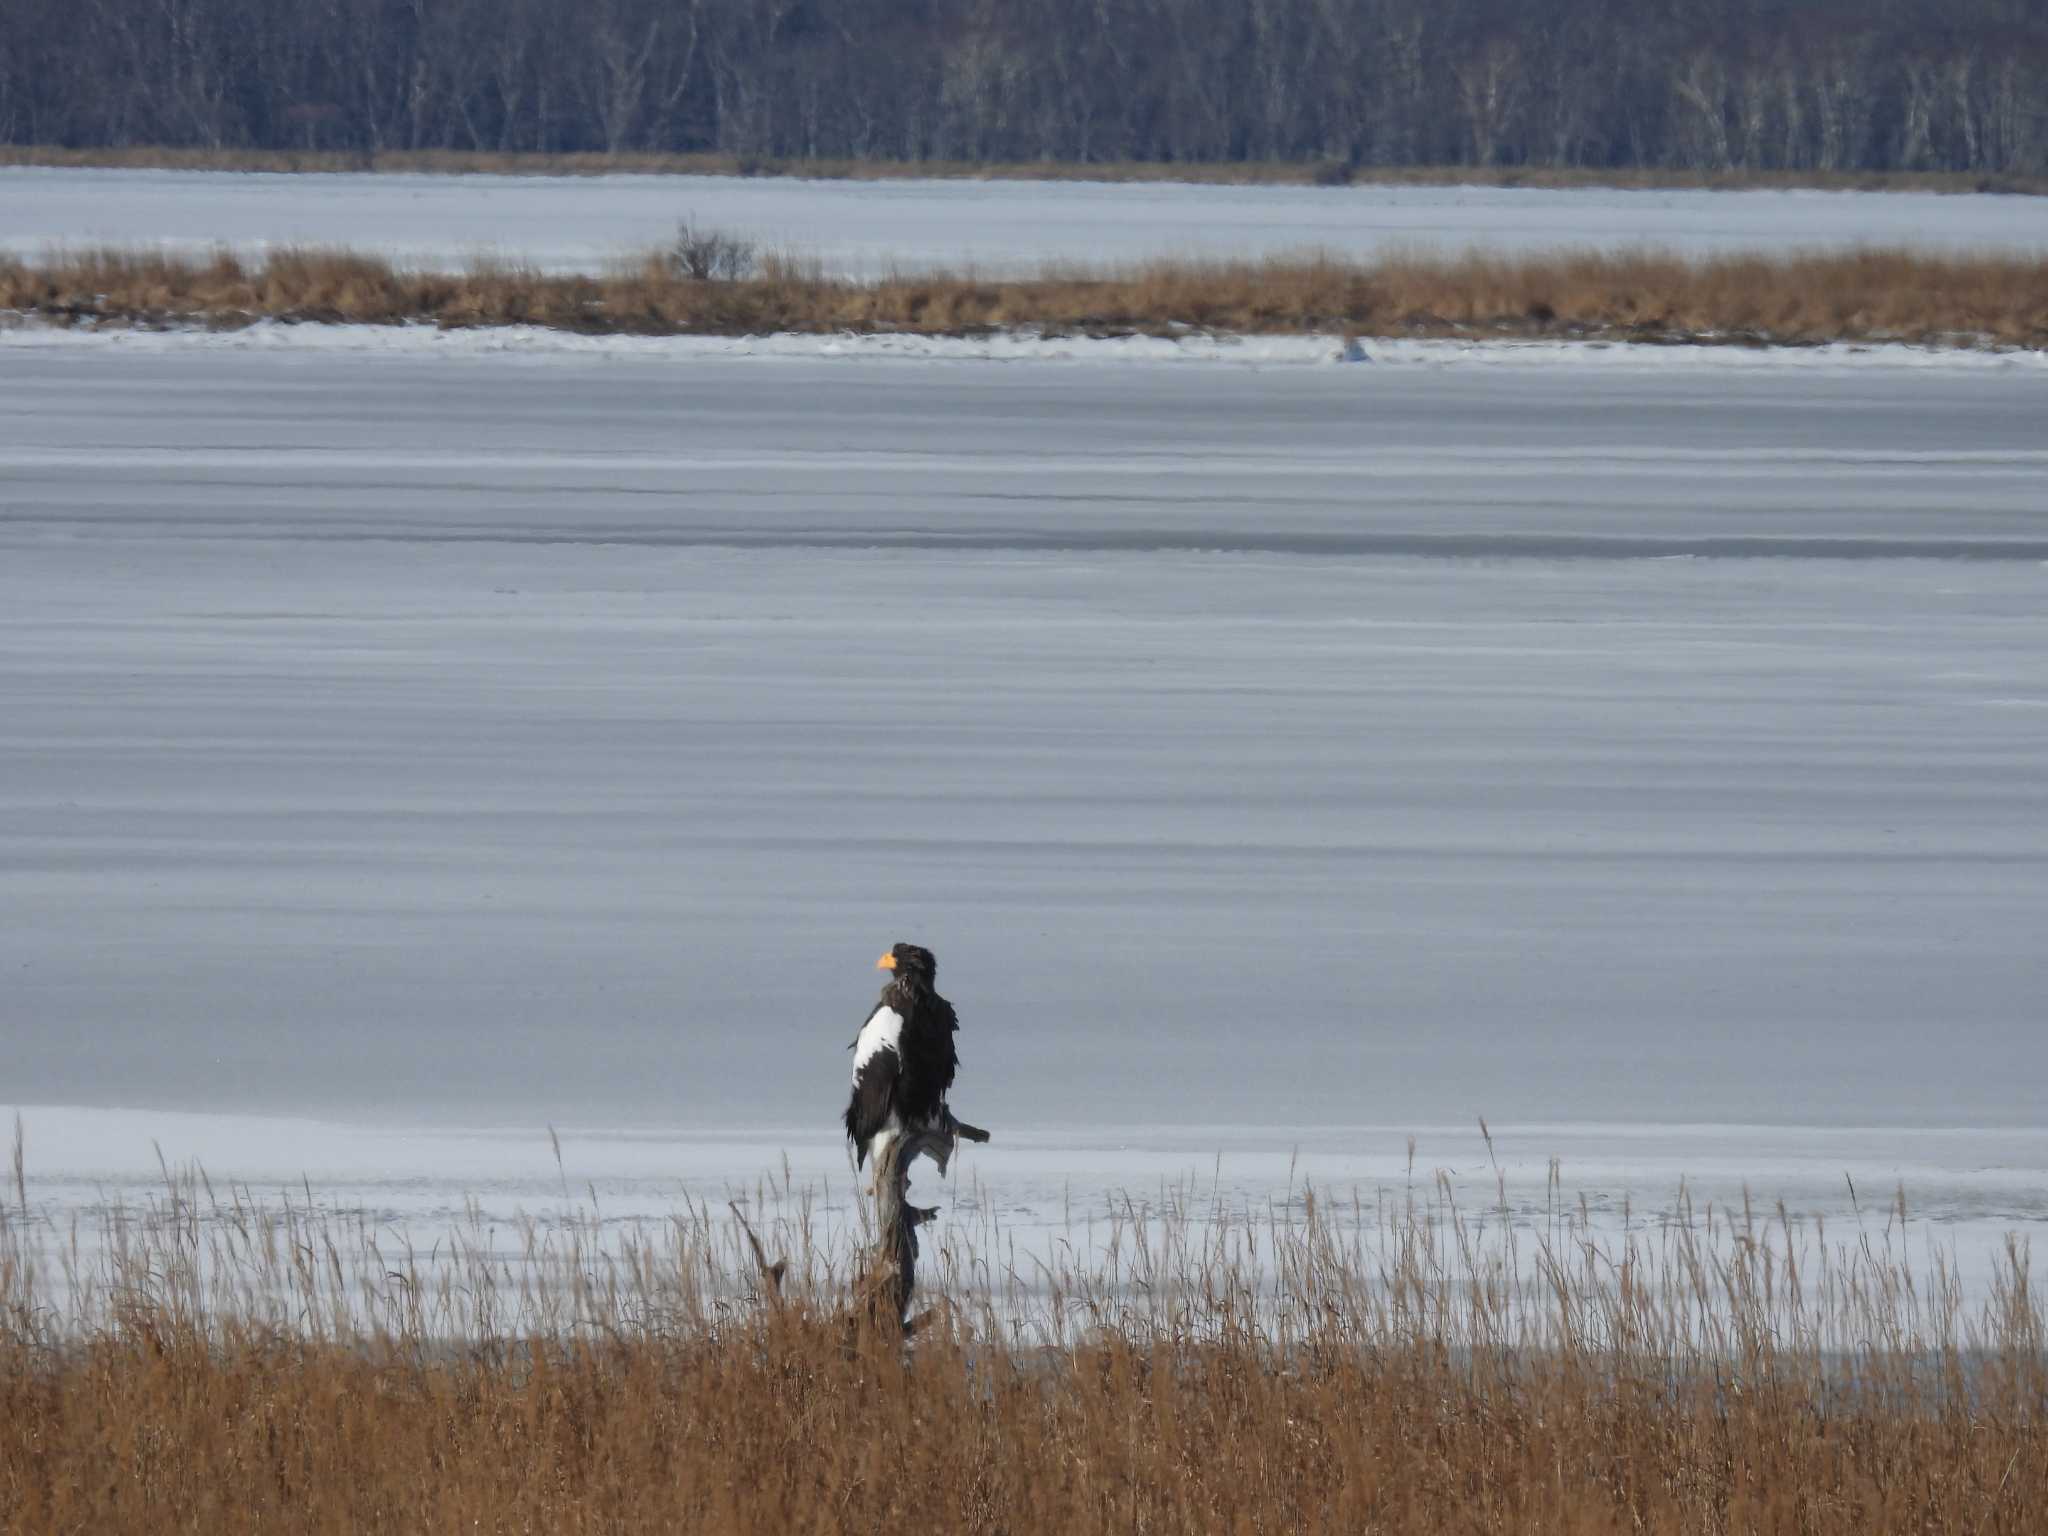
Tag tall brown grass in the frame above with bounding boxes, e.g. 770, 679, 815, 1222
4, 243, 2045, 346
3, 1134, 2044, 1534
6, 143, 2046, 196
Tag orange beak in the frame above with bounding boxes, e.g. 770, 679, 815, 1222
876, 951, 897, 971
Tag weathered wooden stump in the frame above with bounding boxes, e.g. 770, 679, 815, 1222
730, 1112, 990, 1338
858, 1109, 990, 1335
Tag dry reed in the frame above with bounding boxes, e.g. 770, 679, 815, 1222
3, 243, 2045, 347
2, 1136, 2044, 1534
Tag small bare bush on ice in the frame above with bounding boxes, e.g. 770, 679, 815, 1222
667, 216, 757, 282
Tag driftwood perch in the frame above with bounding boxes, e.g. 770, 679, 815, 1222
858, 1108, 990, 1334
727, 1113, 989, 1337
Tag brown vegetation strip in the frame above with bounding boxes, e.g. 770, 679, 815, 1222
6, 1318, 2045, 1535
5, 1137, 2047, 1536
7, 143, 2048, 196
5, 246, 2047, 347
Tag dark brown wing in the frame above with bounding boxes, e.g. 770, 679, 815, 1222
897, 992, 959, 1124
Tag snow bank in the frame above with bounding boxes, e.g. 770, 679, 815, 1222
4, 317, 2042, 370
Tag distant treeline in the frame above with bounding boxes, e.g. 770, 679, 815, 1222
2, 0, 2044, 176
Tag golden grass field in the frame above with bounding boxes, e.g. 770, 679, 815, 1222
6, 144, 2047, 197
3, 1115, 2044, 1535
4, 243, 2046, 347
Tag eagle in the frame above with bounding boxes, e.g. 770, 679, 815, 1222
844, 942, 959, 1180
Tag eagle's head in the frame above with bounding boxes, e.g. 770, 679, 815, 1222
876, 943, 937, 984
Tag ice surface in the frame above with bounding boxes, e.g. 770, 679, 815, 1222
8, 166, 2045, 1317
3, 345, 2045, 1144
4, 166, 2046, 277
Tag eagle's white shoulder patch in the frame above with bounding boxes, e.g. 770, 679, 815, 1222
853, 1006, 904, 1077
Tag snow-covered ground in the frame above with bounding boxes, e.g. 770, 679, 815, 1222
4, 166, 2045, 276
9, 1105, 2045, 1307
9, 320, 2048, 370
2, 340, 2044, 1302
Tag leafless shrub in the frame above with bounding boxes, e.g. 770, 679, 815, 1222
667, 216, 757, 281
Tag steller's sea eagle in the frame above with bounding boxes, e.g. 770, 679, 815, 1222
844, 942, 958, 1179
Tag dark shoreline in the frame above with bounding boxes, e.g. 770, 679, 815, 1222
5, 145, 2045, 198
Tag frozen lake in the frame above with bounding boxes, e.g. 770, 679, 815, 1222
5, 166, 2047, 276
4, 335, 2045, 1143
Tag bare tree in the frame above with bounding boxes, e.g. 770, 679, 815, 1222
1454, 36, 1525, 166
1, 0, 2043, 177
1671, 51, 1733, 170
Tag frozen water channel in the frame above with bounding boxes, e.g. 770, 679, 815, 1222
5, 165, 2047, 275
2, 339, 2045, 1293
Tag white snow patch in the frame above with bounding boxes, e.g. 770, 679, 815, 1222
2, 317, 2041, 371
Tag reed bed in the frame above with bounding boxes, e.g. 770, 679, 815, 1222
3, 1119, 2044, 1533
6, 144, 2046, 197
3, 243, 2045, 347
